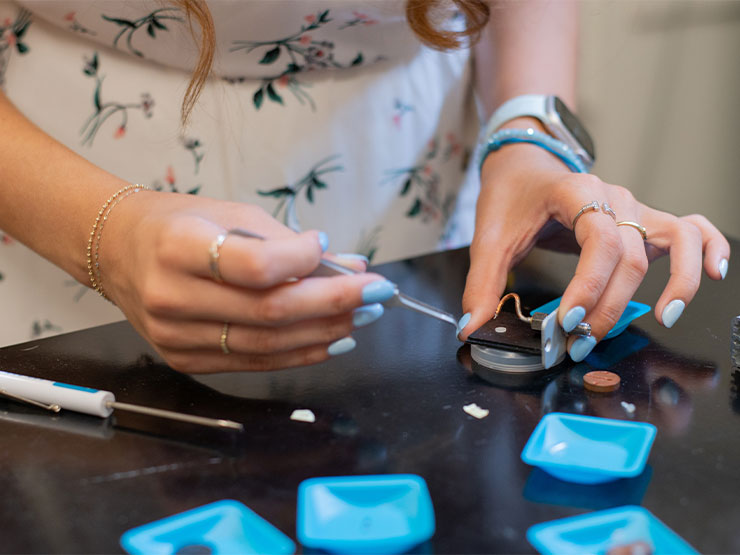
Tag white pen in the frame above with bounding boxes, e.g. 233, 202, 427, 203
0, 370, 243, 431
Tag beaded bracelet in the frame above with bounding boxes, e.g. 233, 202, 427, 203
87, 184, 151, 300
478, 128, 588, 174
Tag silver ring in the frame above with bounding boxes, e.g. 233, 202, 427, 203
602, 202, 617, 221
571, 200, 600, 231
209, 232, 228, 282
220, 322, 231, 354
617, 221, 648, 241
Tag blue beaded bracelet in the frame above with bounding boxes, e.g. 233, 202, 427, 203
479, 128, 588, 174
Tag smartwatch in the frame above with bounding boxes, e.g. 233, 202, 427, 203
481, 94, 595, 170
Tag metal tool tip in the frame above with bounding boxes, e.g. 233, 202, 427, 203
219, 419, 244, 431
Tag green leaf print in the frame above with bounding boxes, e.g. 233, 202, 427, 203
258, 155, 343, 230
260, 46, 281, 64
266, 84, 283, 105
407, 198, 422, 217
253, 88, 264, 109
102, 8, 183, 58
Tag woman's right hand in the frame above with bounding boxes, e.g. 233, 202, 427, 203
97, 190, 392, 373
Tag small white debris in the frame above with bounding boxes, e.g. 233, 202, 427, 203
290, 409, 316, 423
621, 401, 636, 414
463, 403, 489, 419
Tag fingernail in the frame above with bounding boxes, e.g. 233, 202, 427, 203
719, 258, 728, 280
562, 305, 586, 333
353, 303, 384, 327
318, 231, 329, 253
362, 280, 396, 304
336, 253, 370, 265
662, 299, 685, 329
456, 312, 471, 338
569, 335, 597, 362
328, 336, 356, 356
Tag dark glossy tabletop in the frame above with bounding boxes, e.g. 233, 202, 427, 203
1, 243, 739, 554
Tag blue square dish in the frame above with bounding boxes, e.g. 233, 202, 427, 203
531, 298, 651, 339
120, 499, 295, 555
527, 505, 698, 554
521, 413, 657, 484
297, 474, 435, 554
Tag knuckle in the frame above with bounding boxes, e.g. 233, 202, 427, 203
144, 319, 179, 348
249, 328, 280, 354
577, 273, 608, 300
623, 251, 649, 280
671, 272, 700, 294
600, 228, 624, 259
257, 295, 289, 323
244, 252, 275, 288
139, 279, 180, 317
325, 318, 353, 342
598, 303, 627, 328
612, 185, 636, 205
325, 282, 354, 314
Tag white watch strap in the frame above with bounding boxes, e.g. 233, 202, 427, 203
481, 94, 548, 142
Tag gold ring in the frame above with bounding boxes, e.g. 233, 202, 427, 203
617, 220, 648, 241
571, 201, 600, 231
209, 231, 228, 282
602, 202, 617, 221
220, 322, 231, 354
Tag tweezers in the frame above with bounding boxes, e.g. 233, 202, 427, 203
227, 228, 458, 328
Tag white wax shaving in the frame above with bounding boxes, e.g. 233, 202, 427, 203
463, 403, 489, 419
621, 401, 636, 414
290, 409, 316, 423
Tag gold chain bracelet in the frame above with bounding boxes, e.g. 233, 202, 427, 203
87, 184, 151, 301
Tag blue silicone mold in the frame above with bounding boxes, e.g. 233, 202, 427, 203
297, 474, 435, 554
527, 505, 698, 554
531, 297, 651, 339
521, 413, 657, 484
120, 499, 295, 555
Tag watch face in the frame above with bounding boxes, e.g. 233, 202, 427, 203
554, 97, 596, 161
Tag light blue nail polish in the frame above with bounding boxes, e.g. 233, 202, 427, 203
353, 303, 384, 327
456, 312, 471, 337
318, 231, 329, 253
328, 336, 356, 356
362, 280, 396, 304
569, 335, 597, 362
662, 299, 685, 329
336, 253, 370, 265
562, 306, 586, 333
719, 258, 728, 280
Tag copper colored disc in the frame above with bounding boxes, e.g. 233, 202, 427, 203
583, 370, 621, 393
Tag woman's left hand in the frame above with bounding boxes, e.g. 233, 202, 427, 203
457, 140, 730, 362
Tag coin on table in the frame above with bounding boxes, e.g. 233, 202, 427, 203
606, 541, 653, 555
583, 370, 621, 393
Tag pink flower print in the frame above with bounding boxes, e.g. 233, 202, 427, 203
353, 12, 368, 20
277, 74, 290, 88
3, 18, 10, 27
5, 33, 15, 46
114, 125, 126, 139
1, 233, 14, 245
304, 14, 316, 24
423, 165, 433, 176
392, 113, 402, 128
64, 12, 76, 22
299, 34, 312, 45
166, 166, 176, 186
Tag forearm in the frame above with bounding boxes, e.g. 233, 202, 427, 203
474, 0, 579, 119
0, 91, 128, 284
